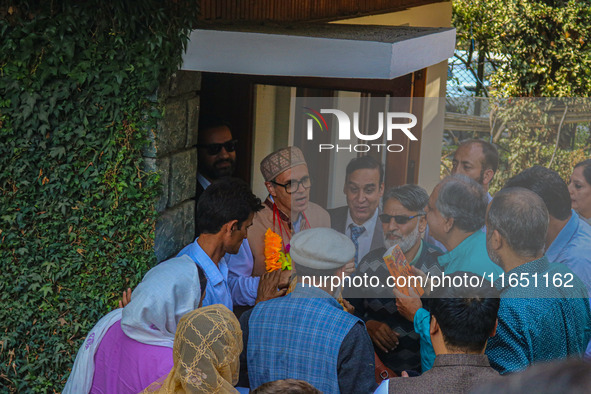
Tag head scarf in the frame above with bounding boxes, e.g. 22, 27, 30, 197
63, 255, 202, 393
143, 305, 242, 393
121, 255, 203, 347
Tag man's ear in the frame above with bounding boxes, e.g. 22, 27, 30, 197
490, 229, 503, 251
418, 215, 427, 233
265, 181, 276, 197
223, 220, 239, 235
378, 182, 385, 197
490, 319, 498, 337
443, 216, 455, 233
482, 169, 495, 187
429, 316, 439, 336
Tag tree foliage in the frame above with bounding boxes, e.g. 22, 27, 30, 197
0, 1, 200, 391
448, 1, 591, 187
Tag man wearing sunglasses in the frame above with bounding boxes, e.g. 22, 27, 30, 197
195, 116, 238, 205
344, 184, 443, 375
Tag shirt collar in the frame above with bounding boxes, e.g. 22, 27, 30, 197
292, 283, 343, 309
345, 206, 379, 231
432, 354, 492, 368
495, 256, 550, 291
196, 173, 211, 190
410, 240, 425, 266
192, 237, 225, 286
437, 231, 481, 266
546, 210, 577, 261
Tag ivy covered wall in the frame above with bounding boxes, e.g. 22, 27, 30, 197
0, 1, 200, 391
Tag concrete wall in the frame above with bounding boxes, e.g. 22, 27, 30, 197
145, 71, 202, 262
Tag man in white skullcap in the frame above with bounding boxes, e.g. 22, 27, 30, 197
241, 228, 376, 394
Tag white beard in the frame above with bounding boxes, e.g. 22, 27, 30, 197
384, 220, 421, 253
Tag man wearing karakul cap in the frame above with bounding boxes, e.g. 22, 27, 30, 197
247, 146, 330, 276
242, 228, 377, 394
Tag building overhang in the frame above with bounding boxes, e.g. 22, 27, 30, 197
181, 23, 456, 80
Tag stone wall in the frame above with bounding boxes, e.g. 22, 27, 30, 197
144, 70, 202, 262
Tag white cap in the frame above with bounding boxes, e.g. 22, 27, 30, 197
290, 228, 355, 270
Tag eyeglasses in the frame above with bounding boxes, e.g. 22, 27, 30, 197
271, 176, 311, 194
379, 213, 425, 225
197, 139, 238, 155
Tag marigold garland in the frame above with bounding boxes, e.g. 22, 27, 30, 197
264, 228, 292, 272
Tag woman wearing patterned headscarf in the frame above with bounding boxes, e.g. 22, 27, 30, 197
64, 255, 208, 394
143, 304, 243, 393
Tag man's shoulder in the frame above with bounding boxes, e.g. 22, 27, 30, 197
306, 201, 331, 227
326, 205, 348, 232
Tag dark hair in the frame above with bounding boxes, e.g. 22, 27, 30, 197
252, 379, 321, 394
472, 359, 591, 394
197, 265, 208, 299
487, 187, 548, 258
437, 174, 488, 232
461, 139, 499, 173
196, 178, 262, 234
197, 114, 232, 143
427, 272, 500, 353
504, 165, 571, 220
383, 184, 429, 213
574, 159, 591, 186
345, 155, 384, 184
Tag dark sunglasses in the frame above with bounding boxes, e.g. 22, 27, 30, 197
379, 213, 425, 225
197, 139, 238, 155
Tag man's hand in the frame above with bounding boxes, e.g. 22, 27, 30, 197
255, 270, 289, 304
118, 288, 132, 309
342, 261, 355, 277
410, 266, 430, 295
365, 320, 400, 353
393, 286, 422, 322
278, 269, 292, 289
341, 298, 355, 315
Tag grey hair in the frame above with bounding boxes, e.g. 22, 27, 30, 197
436, 174, 488, 232
383, 184, 429, 214
487, 187, 548, 258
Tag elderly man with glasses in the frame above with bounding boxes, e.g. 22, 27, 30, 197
344, 184, 443, 375
247, 146, 330, 277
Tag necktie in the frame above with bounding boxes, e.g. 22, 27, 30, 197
349, 224, 366, 267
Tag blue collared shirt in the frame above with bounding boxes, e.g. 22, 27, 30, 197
486, 256, 591, 374
546, 210, 591, 302
177, 238, 233, 311
545, 210, 591, 358
226, 240, 260, 306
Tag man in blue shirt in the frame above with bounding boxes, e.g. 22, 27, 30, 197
178, 178, 283, 311
505, 166, 591, 358
484, 187, 591, 373
395, 175, 503, 371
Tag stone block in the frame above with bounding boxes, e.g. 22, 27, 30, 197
142, 127, 158, 158
157, 100, 187, 155
168, 71, 202, 97
154, 200, 195, 262
154, 157, 170, 212
169, 149, 197, 207
187, 97, 200, 147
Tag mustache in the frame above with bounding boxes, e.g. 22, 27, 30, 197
214, 158, 234, 166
